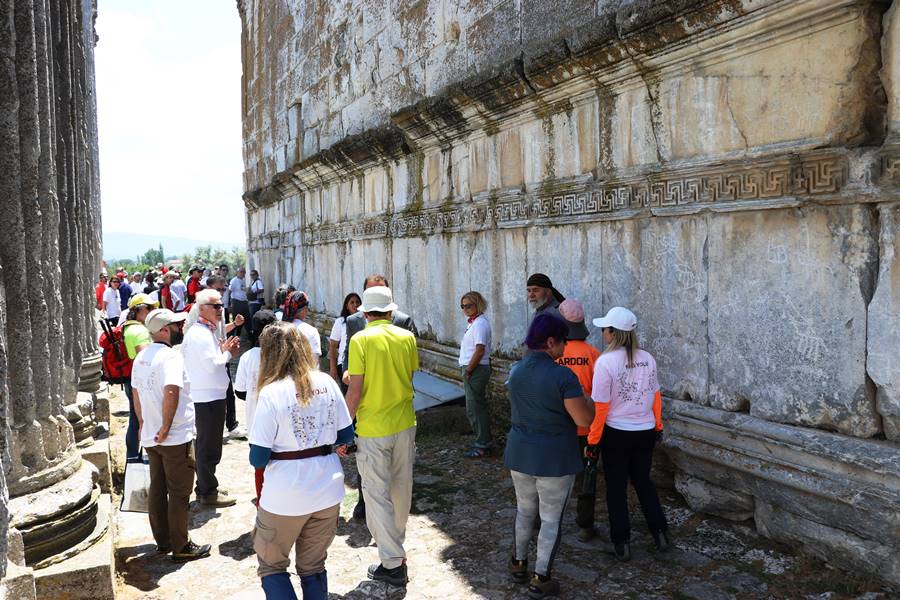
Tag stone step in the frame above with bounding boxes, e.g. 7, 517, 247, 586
33, 494, 115, 600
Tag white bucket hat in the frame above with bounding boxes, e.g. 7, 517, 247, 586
592, 306, 637, 331
359, 286, 398, 313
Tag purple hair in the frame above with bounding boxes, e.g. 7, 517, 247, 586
524, 314, 569, 350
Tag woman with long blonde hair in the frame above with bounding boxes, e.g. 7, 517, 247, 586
589, 306, 668, 562
248, 322, 354, 600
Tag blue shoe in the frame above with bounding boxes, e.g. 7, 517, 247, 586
299, 569, 328, 600
261, 572, 298, 600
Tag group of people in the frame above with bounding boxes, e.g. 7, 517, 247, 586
105, 266, 669, 599
96, 263, 266, 331
100, 264, 269, 465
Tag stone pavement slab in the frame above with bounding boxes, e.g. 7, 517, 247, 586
107, 387, 890, 599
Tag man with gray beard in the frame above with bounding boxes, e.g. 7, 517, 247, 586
526, 273, 565, 322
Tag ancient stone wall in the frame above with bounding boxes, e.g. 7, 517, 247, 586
0, 0, 110, 597
241, 0, 900, 585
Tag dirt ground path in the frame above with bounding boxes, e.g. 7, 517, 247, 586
107, 387, 887, 600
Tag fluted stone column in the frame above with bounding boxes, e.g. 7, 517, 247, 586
1, 3, 109, 594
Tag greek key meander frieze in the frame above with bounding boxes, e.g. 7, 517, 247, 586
258, 154, 851, 248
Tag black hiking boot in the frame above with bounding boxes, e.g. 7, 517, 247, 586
367, 562, 408, 587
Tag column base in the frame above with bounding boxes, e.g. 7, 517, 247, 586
78, 352, 102, 394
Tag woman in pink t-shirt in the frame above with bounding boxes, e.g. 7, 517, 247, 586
589, 306, 668, 561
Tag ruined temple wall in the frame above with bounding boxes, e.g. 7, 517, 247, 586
243, 0, 900, 584
237, 0, 689, 196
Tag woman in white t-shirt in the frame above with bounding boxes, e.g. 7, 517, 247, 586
458, 291, 493, 458
328, 292, 361, 390
282, 290, 322, 364
589, 306, 668, 561
248, 321, 353, 599
235, 308, 278, 502
102, 277, 122, 328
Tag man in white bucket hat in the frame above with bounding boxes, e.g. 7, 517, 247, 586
345, 286, 419, 587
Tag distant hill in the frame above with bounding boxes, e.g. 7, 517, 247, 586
103, 231, 244, 262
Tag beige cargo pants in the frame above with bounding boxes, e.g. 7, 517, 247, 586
253, 504, 340, 578
356, 425, 416, 569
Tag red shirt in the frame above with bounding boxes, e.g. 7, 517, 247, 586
187, 277, 202, 303
160, 285, 174, 310
95, 282, 106, 308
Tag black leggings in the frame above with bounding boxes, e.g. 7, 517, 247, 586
600, 426, 667, 544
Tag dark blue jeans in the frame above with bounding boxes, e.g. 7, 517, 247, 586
123, 381, 141, 460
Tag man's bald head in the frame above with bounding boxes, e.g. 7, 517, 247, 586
363, 274, 389, 289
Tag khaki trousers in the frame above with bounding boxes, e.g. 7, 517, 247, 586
146, 441, 195, 552
253, 504, 340, 578
356, 426, 416, 569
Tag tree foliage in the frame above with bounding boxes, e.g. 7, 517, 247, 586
141, 244, 164, 266
106, 244, 246, 276
180, 245, 246, 272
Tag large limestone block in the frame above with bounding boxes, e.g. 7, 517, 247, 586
707, 205, 879, 436
755, 500, 900, 586
486, 228, 530, 354
634, 216, 710, 403
674, 472, 754, 522
392, 234, 465, 342
867, 203, 900, 441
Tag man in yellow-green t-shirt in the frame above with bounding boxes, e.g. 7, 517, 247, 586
346, 286, 418, 587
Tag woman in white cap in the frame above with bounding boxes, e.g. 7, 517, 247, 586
590, 306, 668, 561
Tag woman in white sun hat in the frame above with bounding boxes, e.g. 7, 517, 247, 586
589, 306, 669, 562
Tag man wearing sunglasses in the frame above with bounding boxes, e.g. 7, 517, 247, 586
181, 289, 240, 508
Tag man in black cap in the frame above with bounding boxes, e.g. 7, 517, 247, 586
187, 266, 204, 305
526, 273, 565, 322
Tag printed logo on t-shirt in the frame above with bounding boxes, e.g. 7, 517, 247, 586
558, 356, 591, 366
616, 366, 658, 404
288, 386, 336, 448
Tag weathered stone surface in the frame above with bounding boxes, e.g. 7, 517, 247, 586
675, 473, 754, 522
884, 2, 900, 136
755, 500, 900, 587
242, 0, 900, 587
80, 439, 112, 494
707, 205, 879, 436
34, 495, 114, 600
665, 399, 900, 583
0, 560, 36, 600
0, 0, 107, 586
867, 203, 900, 441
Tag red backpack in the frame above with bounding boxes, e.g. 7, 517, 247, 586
98, 320, 134, 384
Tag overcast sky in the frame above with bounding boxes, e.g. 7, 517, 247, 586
95, 0, 245, 244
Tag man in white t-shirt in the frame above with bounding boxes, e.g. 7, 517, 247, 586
247, 269, 264, 330
131, 308, 210, 562
229, 267, 249, 337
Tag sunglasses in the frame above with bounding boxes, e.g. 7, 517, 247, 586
460, 303, 475, 310
204, 303, 225, 309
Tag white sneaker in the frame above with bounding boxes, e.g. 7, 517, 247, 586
226, 425, 247, 440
